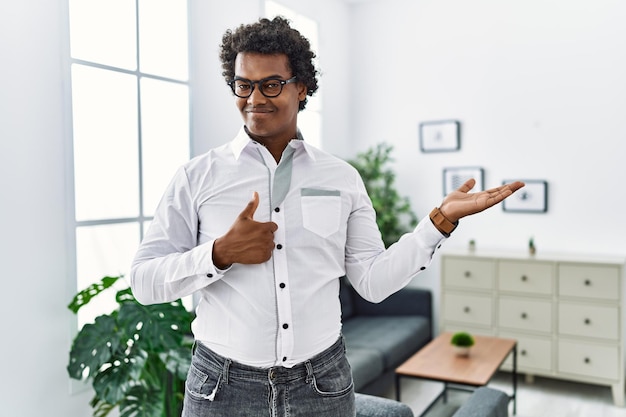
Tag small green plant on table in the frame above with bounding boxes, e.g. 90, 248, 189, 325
450, 332, 475, 357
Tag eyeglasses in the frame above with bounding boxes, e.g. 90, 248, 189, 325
228, 76, 297, 98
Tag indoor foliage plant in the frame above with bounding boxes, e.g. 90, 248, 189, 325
67, 275, 194, 417
450, 331, 475, 357
348, 143, 418, 247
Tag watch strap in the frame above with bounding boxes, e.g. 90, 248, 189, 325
429, 207, 458, 237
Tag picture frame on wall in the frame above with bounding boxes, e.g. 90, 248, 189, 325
419, 120, 460, 152
443, 166, 484, 196
502, 180, 548, 213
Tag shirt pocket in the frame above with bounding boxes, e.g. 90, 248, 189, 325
301, 188, 341, 238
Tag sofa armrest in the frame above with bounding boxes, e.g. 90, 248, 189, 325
452, 387, 509, 417
353, 286, 432, 317
355, 393, 414, 417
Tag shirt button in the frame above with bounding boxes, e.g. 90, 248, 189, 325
274, 207, 280, 212
206, 273, 213, 278
282, 323, 289, 329
276, 244, 283, 250
282, 357, 287, 362
420, 266, 426, 271
279, 283, 286, 289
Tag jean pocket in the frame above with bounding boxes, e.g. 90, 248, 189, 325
311, 356, 354, 398
185, 363, 222, 402
301, 189, 341, 238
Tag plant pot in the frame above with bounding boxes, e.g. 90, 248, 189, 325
453, 346, 471, 357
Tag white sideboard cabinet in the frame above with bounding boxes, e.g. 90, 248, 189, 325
440, 249, 626, 406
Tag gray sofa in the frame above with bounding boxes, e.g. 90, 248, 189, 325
339, 277, 433, 395
355, 387, 509, 417
452, 387, 510, 417
356, 393, 414, 417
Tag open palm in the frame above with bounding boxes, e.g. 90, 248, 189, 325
440, 179, 525, 223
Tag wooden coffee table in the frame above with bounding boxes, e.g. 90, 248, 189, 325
395, 332, 517, 416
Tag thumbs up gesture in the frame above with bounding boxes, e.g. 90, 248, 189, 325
212, 192, 278, 269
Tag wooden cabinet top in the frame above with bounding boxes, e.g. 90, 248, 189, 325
441, 248, 626, 266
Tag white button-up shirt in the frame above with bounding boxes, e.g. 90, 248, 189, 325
130, 127, 447, 367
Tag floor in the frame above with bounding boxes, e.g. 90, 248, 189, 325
388, 371, 626, 417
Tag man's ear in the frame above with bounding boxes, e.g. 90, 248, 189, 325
297, 82, 307, 101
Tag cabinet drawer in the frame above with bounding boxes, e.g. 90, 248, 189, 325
498, 261, 553, 295
558, 340, 619, 380
443, 292, 492, 327
559, 302, 619, 340
558, 264, 620, 301
498, 297, 552, 333
443, 257, 495, 290
499, 332, 552, 372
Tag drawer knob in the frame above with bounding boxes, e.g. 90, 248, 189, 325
584, 279, 591, 286
521, 275, 528, 282
521, 312, 528, 319
464, 271, 471, 278
463, 306, 471, 313
521, 349, 527, 356
584, 318, 591, 325
584, 357, 591, 364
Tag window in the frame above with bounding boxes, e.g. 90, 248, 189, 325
265, 1, 322, 148
67, 0, 190, 328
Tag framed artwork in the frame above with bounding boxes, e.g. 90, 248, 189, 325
502, 180, 548, 213
419, 120, 460, 152
443, 167, 484, 196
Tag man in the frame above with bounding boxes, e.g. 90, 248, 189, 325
130, 16, 524, 417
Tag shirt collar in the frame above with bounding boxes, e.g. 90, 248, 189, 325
230, 126, 317, 162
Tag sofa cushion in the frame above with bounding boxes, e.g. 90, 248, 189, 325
345, 347, 384, 391
452, 387, 509, 417
343, 316, 430, 368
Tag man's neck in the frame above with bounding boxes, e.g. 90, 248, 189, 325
245, 127, 297, 163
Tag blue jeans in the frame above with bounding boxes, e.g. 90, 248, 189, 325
182, 336, 355, 417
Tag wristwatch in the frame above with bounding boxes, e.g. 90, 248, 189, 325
429, 207, 458, 237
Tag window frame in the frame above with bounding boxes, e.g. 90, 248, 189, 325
63, 1, 192, 392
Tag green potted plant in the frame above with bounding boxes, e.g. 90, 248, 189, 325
347, 143, 418, 247
450, 331, 475, 357
67, 275, 194, 417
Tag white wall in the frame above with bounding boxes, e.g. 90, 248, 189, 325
0, 0, 94, 415
348, 0, 626, 330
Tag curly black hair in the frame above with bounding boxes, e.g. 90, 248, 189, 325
219, 16, 319, 111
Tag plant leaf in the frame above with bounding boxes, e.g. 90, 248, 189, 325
159, 346, 193, 381
118, 384, 166, 417
347, 143, 418, 247
68, 276, 122, 314
93, 350, 147, 404
116, 287, 137, 304
91, 397, 117, 417
117, 300, 192, 353
68, 314, 121, 380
